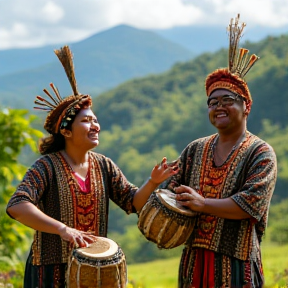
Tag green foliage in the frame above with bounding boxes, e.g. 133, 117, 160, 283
95, 34, 288, 261
0, 204, 32, 260
265, 199, 288, 245
258, 120, 288, 201
95, 34, 288, 202
0, 255, 26, 288
108, 222, 182, 265
108, 201, 139, 234
0, 108, 42, 196
0, 107, 42, 269
1, 34, 288, 279
259, 120, 288, 180
117, 145, 179, 184
108, 200, 183, 265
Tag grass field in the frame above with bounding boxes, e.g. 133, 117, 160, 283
127, 257, 180, 288
127, 244, 288, 288
1, 244, 287, 287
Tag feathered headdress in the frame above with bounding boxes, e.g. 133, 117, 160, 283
205, 14, 260, 103
34, 45, 92, 134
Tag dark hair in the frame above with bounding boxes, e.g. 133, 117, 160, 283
39, 133, 66, 155
39, 101, 91, 155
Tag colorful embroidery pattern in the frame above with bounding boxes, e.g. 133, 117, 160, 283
7, 151, 138, 265
166, 131, 277, 287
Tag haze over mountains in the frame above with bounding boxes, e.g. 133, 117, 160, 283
0, 25, 193, 109
154, 24, 288, 53
0, 23, 287, 109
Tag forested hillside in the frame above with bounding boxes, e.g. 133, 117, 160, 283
94, 34, 288, 201
91, 34, 288, 265
1, 34, 287, 273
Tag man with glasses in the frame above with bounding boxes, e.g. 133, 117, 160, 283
207, 93, 245, 109
163, 15, 277, 288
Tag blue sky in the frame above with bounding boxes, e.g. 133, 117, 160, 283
0, 0, 287, 49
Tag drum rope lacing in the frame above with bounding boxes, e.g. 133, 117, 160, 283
138, 191, 196, 249
66, 246, 126, 287
66, 245, 75, 288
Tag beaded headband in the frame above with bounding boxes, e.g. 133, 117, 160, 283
34, 45, 92, 134
205, 14, 260, 103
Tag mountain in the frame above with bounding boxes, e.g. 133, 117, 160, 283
153, 25, 288, 55
0, 45, 57, 77
93, 33, 288, 200
0, 25, 193, 109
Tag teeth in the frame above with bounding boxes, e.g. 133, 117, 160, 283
216, 113, 227, 118
89, 134, 98, 139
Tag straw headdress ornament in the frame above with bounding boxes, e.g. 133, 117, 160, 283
34, 45, 92, 134
205, 14, 260, 103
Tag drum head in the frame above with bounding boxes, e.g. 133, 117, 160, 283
156, 189, 196, 217
75, 237, 119, 259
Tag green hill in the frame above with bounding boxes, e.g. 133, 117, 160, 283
91, 34, 288, 265
2, 32, 287, 268
12, 34, 288, 244
93, 34, 288, 201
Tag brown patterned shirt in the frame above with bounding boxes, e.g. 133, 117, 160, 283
7, 151, 138, 265
165, 131, 277, 261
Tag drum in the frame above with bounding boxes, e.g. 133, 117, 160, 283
66, 237, 127, 288
138, 189, 197, 249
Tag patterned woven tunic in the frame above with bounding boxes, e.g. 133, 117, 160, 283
163, 131, 277, 288
7, 151, 138, 266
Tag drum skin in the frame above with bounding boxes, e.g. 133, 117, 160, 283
138, 189, 197, 249
67, 237, 127, 288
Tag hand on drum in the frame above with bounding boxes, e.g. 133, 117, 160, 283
150, 157, 179, 185
58, 226, 98, 248
174, 185, 205, 212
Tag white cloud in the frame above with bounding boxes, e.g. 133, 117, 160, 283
41, 1, 64, 23
101, 0, 203, 29
0, 23, 30, 49
0, 0, 287, 49
184, 0, 288, 27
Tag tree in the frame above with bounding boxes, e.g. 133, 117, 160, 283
0, 107, 42, 267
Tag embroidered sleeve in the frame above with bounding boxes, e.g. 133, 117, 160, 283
6, 157, 52, 210
166, 153, 186, 190
164, 140, 200, 191
231, 143, 277, 222
106, 157, 138, 214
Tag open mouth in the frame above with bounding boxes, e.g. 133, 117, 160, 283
88, 133, 99, 140
216, 112, 228, 118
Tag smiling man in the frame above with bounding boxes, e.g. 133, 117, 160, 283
161, 15, 278, 288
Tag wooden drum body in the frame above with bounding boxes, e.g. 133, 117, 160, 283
138, 189, 196, 249
67, 237, 127, 288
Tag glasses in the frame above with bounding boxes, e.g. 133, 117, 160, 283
207, 94, 243, 108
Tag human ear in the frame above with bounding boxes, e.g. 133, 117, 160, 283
60, 129, 72, 137
243, 101, 251, 116
242, 102, 247, 114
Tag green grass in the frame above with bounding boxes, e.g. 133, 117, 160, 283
262, 243, 288, 287
127, 244, 288, 288
127, 257, 179, 288
2, 244, 288, 288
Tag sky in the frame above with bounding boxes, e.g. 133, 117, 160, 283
0, 0, 288, 50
